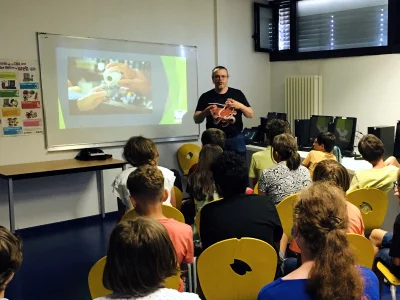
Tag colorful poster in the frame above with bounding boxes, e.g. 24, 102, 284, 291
0, 59, 43, 136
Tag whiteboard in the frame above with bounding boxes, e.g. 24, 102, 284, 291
37, 33, 199, 151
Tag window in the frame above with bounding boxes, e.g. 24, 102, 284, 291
278, 5, 291, 50
253, 3, 274, 52
297, 0, 389, 52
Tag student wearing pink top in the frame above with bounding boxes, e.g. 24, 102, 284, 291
127, 165, 194, 292
287, 160, 364, 264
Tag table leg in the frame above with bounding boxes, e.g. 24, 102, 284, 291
96, 170, 105, 218
7, 178, 15, 233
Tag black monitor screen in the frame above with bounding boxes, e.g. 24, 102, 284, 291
333, 117, 357, 152
309, 115, 334, 144
267, 112, 287, 121
394, 121, 400, 158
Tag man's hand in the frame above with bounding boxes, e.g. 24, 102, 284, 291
226, 98, 253, 118
225, 98, 244, 110
77, 90, 108, 111
105, 62, 151, 97
193, 104, 217, 124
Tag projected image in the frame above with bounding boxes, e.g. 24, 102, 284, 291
67, 58, 152, 114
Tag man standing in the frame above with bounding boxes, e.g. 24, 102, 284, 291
193, 66, 253, 157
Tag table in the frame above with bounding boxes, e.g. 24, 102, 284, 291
246, 144, 372, 174
0, 158, 126, 232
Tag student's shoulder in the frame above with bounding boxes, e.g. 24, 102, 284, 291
157, 166, 175, 177
167, 219, 193, 234
151, 288, 200, 299
258, 279, 286, 299
114, 167, 136, 182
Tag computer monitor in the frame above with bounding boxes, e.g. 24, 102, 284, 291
309, 115, 335, 145
332, 117, 357, 155
267, 112, 287, 121
394, 121, 400, 159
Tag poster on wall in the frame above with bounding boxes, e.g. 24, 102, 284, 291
0, 59, 43, 136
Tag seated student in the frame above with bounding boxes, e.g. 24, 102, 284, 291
258, 182, 379, 300
0, 226, 22, 300
127, 165, 194, 292
249, 119, 290, 189
187, 144, 223, 213
97, 218, 200, 300
200, 151, 283, 254
302, 132, 337, 176
187, 128, 226, 175
288, 160, 365, 260
348, 134, 399, 194
369, 169, 400, 277
112, 136, 176, 212
258, 133, 311, 205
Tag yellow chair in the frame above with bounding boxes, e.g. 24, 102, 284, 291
346, 233, 375, 269
276, 193, 299, 241
121, 204, 185, 223
173, 186, 183, 211
197, 238, 277, 300
377, 261, 400, 300
346, 188, 388, 232
88, 256, 180, 299
177, 143, 201, 175
88, 257, 111, 299
254, 182, 259, 194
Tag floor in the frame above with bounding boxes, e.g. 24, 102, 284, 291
7, 213, 119, 300
5, 212, 400, 300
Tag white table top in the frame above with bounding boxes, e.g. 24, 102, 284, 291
246, 144, 371, 173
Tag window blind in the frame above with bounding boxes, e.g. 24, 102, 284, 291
297, 0, 388, 52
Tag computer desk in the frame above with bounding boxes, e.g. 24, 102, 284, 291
0, 158, 126, 232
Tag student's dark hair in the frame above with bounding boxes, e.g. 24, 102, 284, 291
0, 226, 23, 291
316, 132, 336, 153
188, 145, 223, 201
265, 119, 290, 144
294, 182, 364, 300
272, 133, 300, 171
201, 128, 226, 149
211, 66, 229, 77
211, 151, 248, 197
127, 165, 164, 204
123, 136, 159, 167
103, 218, 178, 297
358, 134, 385, 162
313, 160, 350, 192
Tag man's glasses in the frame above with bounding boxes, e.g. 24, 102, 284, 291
213, 75, 228, 79
394, 181, 399, 190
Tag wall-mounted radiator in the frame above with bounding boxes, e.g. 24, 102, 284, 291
285, 76, 323, 132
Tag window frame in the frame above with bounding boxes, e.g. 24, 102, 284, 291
266, 0, 400, 62
253, 2, 275, 53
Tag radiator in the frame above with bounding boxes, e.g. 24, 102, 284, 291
285, 76, 323, 132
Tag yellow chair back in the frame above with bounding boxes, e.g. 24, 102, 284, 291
377, 261, 400, 285
346, 188, 388, 232
121, 204, 185, 223
173, 186, 183, 211
88, 257, 111, 299
88, 256, 180, 299
254, 182, 259, 194
276, 193, 299, 241
177, 143, 201, 175
197, 238, 277, 300
346, 233, 375, 269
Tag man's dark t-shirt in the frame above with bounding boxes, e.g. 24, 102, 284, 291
200, 194, 283, 253
195, 88, 250, 138
390, 213, 400, 258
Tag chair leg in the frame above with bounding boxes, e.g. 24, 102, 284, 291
390, 285, 397, 300
187, 263, 193, 293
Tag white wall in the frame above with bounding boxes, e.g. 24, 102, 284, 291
271, 54, 400, 134
0, 0, 272, 229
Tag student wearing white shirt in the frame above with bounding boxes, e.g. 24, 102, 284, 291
112, 136, 176, 212
95, 217, 199, 300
